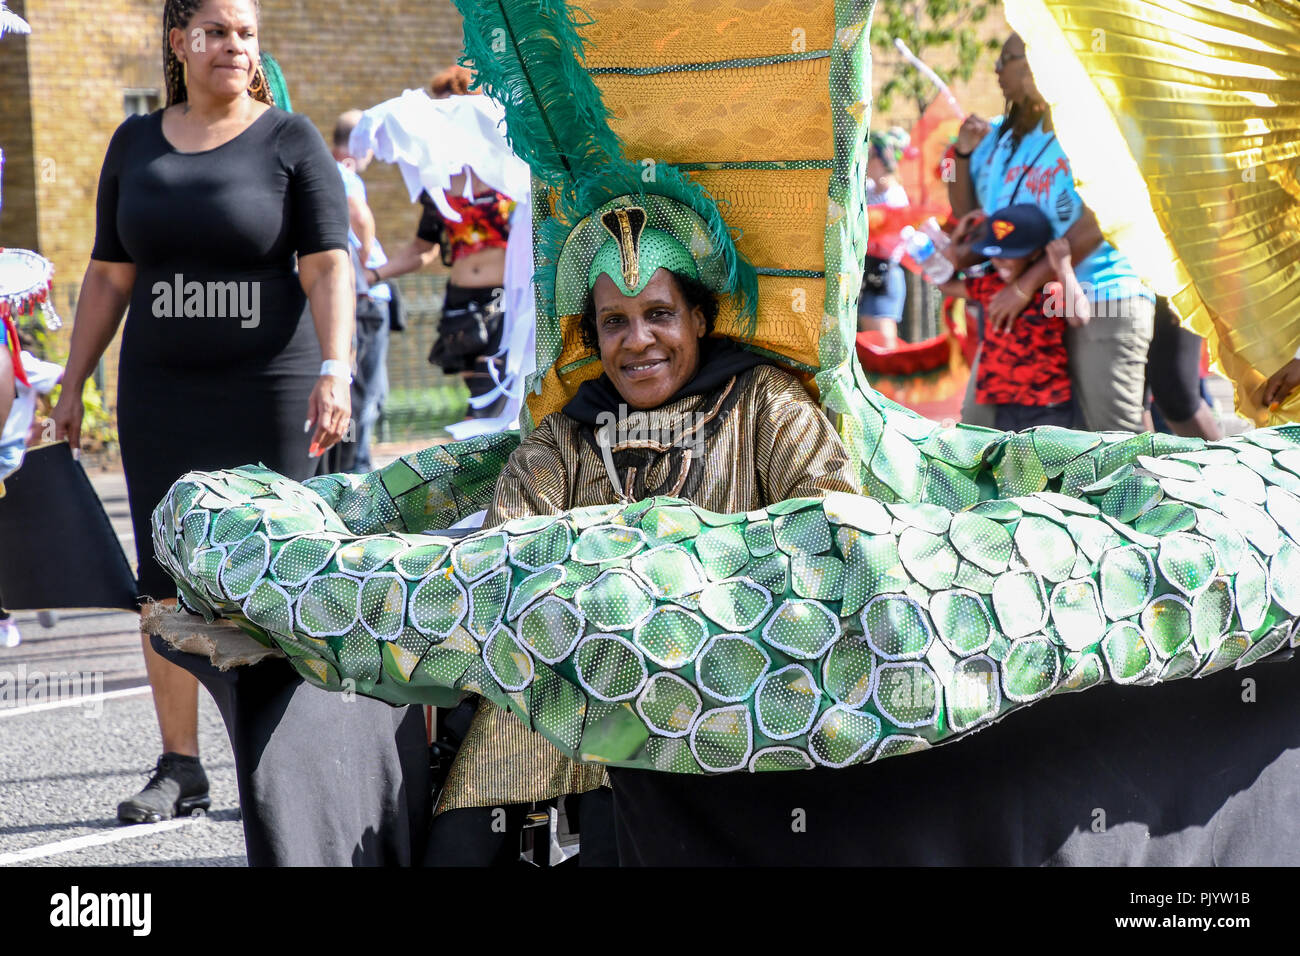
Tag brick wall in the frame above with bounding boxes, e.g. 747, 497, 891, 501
21, 0, 161, 322
259, 0, 465, 265
2, 0, 463, 413
0, 0, 38, 252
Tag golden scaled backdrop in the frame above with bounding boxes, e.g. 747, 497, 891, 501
526, 0, 840, 425
1005, 0, 1300, 424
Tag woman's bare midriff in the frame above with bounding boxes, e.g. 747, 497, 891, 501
449, 246, 506, 289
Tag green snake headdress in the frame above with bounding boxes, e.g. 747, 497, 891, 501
584, 206, 699, 300
448, 0, 901, 507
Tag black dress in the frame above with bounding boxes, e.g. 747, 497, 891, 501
94, 109, 432, 866
92, 107, 346, 600
611, 652, 1300, 865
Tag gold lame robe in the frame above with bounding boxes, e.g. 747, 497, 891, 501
437, 363, 860, 812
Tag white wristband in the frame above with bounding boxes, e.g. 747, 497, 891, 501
320, 359, 352, 384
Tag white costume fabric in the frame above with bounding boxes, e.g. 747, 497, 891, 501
0, 351, 62, 482
0, 3, 30, 38
350, 89, 536, 440
349, 90, 530, 220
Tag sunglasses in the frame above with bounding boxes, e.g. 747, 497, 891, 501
996, 51, 1027, 70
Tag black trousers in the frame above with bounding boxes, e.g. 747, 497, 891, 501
1146, 296, 1205, 423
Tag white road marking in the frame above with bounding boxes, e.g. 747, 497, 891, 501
0, 685, 151, 719
0, 816, 199, 864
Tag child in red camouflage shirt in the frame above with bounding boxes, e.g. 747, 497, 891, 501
939, 204, 1091, 431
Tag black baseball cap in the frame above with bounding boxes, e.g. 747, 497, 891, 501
971, 204, 1054, 259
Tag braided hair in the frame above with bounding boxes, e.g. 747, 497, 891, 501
163, 0, 274, 108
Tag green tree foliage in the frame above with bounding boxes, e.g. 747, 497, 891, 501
26, 321, 118, 458
870, 0, 1004, 122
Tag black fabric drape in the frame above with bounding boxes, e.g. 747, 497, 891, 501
0, 442, 137, 612
611, 653, 1300, 866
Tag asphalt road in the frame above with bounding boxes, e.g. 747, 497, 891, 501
0, 469, 247, 866
0, 441, 448, 868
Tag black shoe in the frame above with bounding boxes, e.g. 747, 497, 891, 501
117, 753, 210, 825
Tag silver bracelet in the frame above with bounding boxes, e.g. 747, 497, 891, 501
320, 359, 352, 384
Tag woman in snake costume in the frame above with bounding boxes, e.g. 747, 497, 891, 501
151, 0, 1300, 864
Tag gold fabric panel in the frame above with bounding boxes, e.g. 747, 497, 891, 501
578, 0, 834, 68
435, 703, 609, 814
439, 366, 861, 812
689, 168, 830, 271
527, 3, 841, 424
718, 275, 826, 371
594, 60, 833, 164
1007, 0, 1300, 423
526, 351, 603, 428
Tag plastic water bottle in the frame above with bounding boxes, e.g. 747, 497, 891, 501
896, 221, 954, 285
920, 217, 951, 254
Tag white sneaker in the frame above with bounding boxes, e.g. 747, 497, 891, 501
0, 619, 20, 648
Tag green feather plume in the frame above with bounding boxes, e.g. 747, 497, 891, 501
452, 0, 621, 199
456, 0, 759, 332
261, 52, 291, 112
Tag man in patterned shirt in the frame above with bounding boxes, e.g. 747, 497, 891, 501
940, 204, 1090, 431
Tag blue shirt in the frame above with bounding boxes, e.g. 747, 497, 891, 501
969, 116, 1152, 303
337, 162, 391, 303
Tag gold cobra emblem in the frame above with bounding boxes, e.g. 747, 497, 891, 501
600, 206, 648, 291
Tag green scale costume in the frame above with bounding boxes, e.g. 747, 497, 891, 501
151, 0, 1300, 780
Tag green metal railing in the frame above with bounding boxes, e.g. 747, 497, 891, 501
382, 273, 469, 441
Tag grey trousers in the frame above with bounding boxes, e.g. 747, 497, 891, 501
153, 634, 431, 867
1066, 295, 1156, 433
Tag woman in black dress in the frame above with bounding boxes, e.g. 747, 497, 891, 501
51, 0, 356, 831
